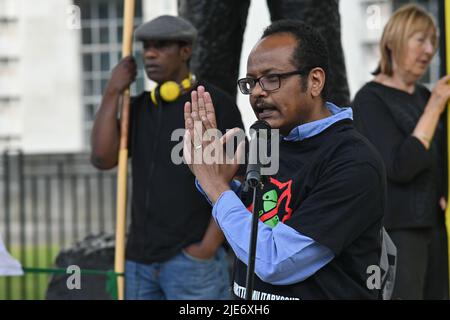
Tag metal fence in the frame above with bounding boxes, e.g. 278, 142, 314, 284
0, 150, 131, 299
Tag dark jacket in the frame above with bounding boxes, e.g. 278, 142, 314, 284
352, 81, 446, 229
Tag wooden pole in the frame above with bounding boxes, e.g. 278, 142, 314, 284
445, 0, 450, 295
114, 0, 135, 301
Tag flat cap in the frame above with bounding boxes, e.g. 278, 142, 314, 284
135, 15, 197, 44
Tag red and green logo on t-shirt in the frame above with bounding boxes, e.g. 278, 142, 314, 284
246, 177, 294, 228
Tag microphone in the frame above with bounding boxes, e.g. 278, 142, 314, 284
245, 120, 271, 188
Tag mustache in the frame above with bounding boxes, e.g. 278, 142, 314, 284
255, 99, 277, 110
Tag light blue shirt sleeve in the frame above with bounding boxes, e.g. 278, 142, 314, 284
195, 179, 242, 206
212, 190, 335, 285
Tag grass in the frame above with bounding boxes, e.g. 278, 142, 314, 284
0, 245, 60, 300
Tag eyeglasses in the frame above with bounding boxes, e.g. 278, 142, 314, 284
237, 69, 308, 95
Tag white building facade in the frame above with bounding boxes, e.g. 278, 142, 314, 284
0, 0, 441, 153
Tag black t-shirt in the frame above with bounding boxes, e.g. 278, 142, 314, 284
126, 82, 244, 263
352, 81, 446, 229
233, 120, 386, 299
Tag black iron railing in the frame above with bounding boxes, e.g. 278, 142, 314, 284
0, 150, 131, 299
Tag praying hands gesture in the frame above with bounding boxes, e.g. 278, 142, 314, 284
183, 86, 245, 204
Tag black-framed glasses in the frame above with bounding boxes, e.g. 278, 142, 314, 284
237, 69, 308, 95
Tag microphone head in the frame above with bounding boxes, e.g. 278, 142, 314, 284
250, 120, 271, 131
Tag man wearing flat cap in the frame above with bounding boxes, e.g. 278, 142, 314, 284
91, 15, 244, 300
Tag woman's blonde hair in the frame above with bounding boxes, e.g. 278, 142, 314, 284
374, 4, 437, 75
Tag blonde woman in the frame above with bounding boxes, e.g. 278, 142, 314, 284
352, 5, 450, 299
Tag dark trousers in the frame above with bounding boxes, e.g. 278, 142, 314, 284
424, 223, 449, 300
388, 226, 448, 300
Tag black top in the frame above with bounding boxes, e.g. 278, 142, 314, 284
233, 120, 386, 299
126, 82, 244, 263
352, 81, 446, 229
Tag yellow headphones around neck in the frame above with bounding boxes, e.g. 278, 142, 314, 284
151, 73, 195, 106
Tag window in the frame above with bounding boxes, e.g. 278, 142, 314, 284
77, 0, 144, 148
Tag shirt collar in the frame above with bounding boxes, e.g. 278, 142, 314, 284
283, 102, 353, 142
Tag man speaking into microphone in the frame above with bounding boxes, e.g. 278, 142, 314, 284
184, 20, 386, 299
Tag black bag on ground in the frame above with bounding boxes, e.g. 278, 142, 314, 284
46, 233, 115, 300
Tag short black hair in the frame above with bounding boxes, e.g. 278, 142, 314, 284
262, 20, 329, 99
